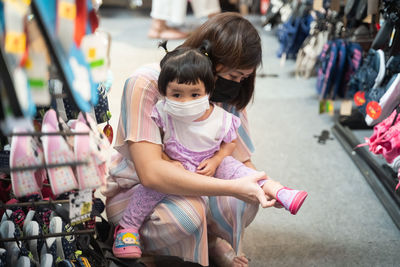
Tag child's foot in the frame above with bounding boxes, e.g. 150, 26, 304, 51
276, 187, 308, 215
112, 226, 142, 258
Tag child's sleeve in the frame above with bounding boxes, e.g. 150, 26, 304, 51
150, 102, 166, 132
222, 114, 241, 143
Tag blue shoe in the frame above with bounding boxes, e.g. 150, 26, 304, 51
352, 49, 386, 115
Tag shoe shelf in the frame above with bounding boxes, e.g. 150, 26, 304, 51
332, 115, 400, 230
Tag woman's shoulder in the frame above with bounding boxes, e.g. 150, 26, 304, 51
126, 63, 160, 83
123, 63, 161, 94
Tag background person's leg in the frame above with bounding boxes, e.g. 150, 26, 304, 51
148, 0, 188, 39
190, 0, 221, 19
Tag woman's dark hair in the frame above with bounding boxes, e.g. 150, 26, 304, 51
158, 41, 214, 96
181, 12, 262, 110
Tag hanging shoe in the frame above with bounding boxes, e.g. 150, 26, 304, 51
24, 220, 43, 264
0, 220, 20, 265
49, 216, 76, 261
40, 253, 54, 267
77, 112, 111, 185
73, 121, 103, 189
41, 115, 78, 196
0, 248, 7, 267
10, 128, 44, 198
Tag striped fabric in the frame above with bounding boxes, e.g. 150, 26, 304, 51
104, 63, 259, 266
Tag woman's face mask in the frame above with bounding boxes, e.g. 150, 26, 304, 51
163, 95, 210, 123
210, 66, 254, 103
210, 76, 241, 103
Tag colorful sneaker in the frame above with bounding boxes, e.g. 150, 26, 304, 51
73, 121, 103, 189
366, 73, 400, 126
10, 128, 44, 198
112, 226, 142, 258
24, 220, 44, 263
41, 117, 78, 196
49, 216, 76, 260
77, 112, 111, 186
276, 187, 308, 215
40, 253, 54, 267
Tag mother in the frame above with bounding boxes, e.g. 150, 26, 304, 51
103, 12, 272, 267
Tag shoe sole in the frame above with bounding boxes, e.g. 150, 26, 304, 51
289, 191, 308, 215
112, 250, 142, 259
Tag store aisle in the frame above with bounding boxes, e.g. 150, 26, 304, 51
99, 7, 400, 266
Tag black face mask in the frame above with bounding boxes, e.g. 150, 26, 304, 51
210, 76, 242, 103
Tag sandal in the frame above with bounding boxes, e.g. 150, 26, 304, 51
148, 26, 188, 40
112, 226, 142, 258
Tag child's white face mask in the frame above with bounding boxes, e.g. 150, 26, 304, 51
163, 95, 210, 123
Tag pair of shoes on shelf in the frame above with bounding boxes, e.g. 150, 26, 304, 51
365, 55, 400, 126
10, 108, 110, 198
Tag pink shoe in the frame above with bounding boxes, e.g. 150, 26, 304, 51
41, 119, 78, 196
10, 129, 44, 198
74, 121, 103, 189
77, 112, 111, 185
112, 226, 142, 258
276, 187, 308, 215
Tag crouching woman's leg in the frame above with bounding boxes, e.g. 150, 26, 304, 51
106, 187, 209, 266
208, 156, 260, 253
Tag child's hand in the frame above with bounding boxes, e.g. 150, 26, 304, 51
196, 158, 219, 176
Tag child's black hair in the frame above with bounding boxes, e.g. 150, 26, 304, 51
158, 40, 214, 96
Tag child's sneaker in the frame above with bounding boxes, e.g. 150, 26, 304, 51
276, 187, 308, 215
112, 226, 142, 258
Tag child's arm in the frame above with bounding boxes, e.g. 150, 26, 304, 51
196, 140, 237, 176
159, 129, 185, 169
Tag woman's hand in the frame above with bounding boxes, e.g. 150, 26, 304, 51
231, 171, 276, 208
196, 158, 219, 176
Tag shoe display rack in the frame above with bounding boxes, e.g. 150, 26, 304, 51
332, 112, 400, 230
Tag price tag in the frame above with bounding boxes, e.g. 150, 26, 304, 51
366, 101, 382, 119
319, 100, 334, 115
5, 31, 26, 54
354, 91, 366, 106
69, 189, 92, 226
340, 100, 353, 116
59, 1, 76, 20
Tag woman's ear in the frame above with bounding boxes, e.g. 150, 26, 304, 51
215, 64, 224, 73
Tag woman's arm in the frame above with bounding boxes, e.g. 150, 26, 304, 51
129, 140, 272, 207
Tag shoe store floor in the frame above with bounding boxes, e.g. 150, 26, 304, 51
98, 7, 400, 266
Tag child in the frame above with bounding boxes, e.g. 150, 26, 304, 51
112, 41, 308, 258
